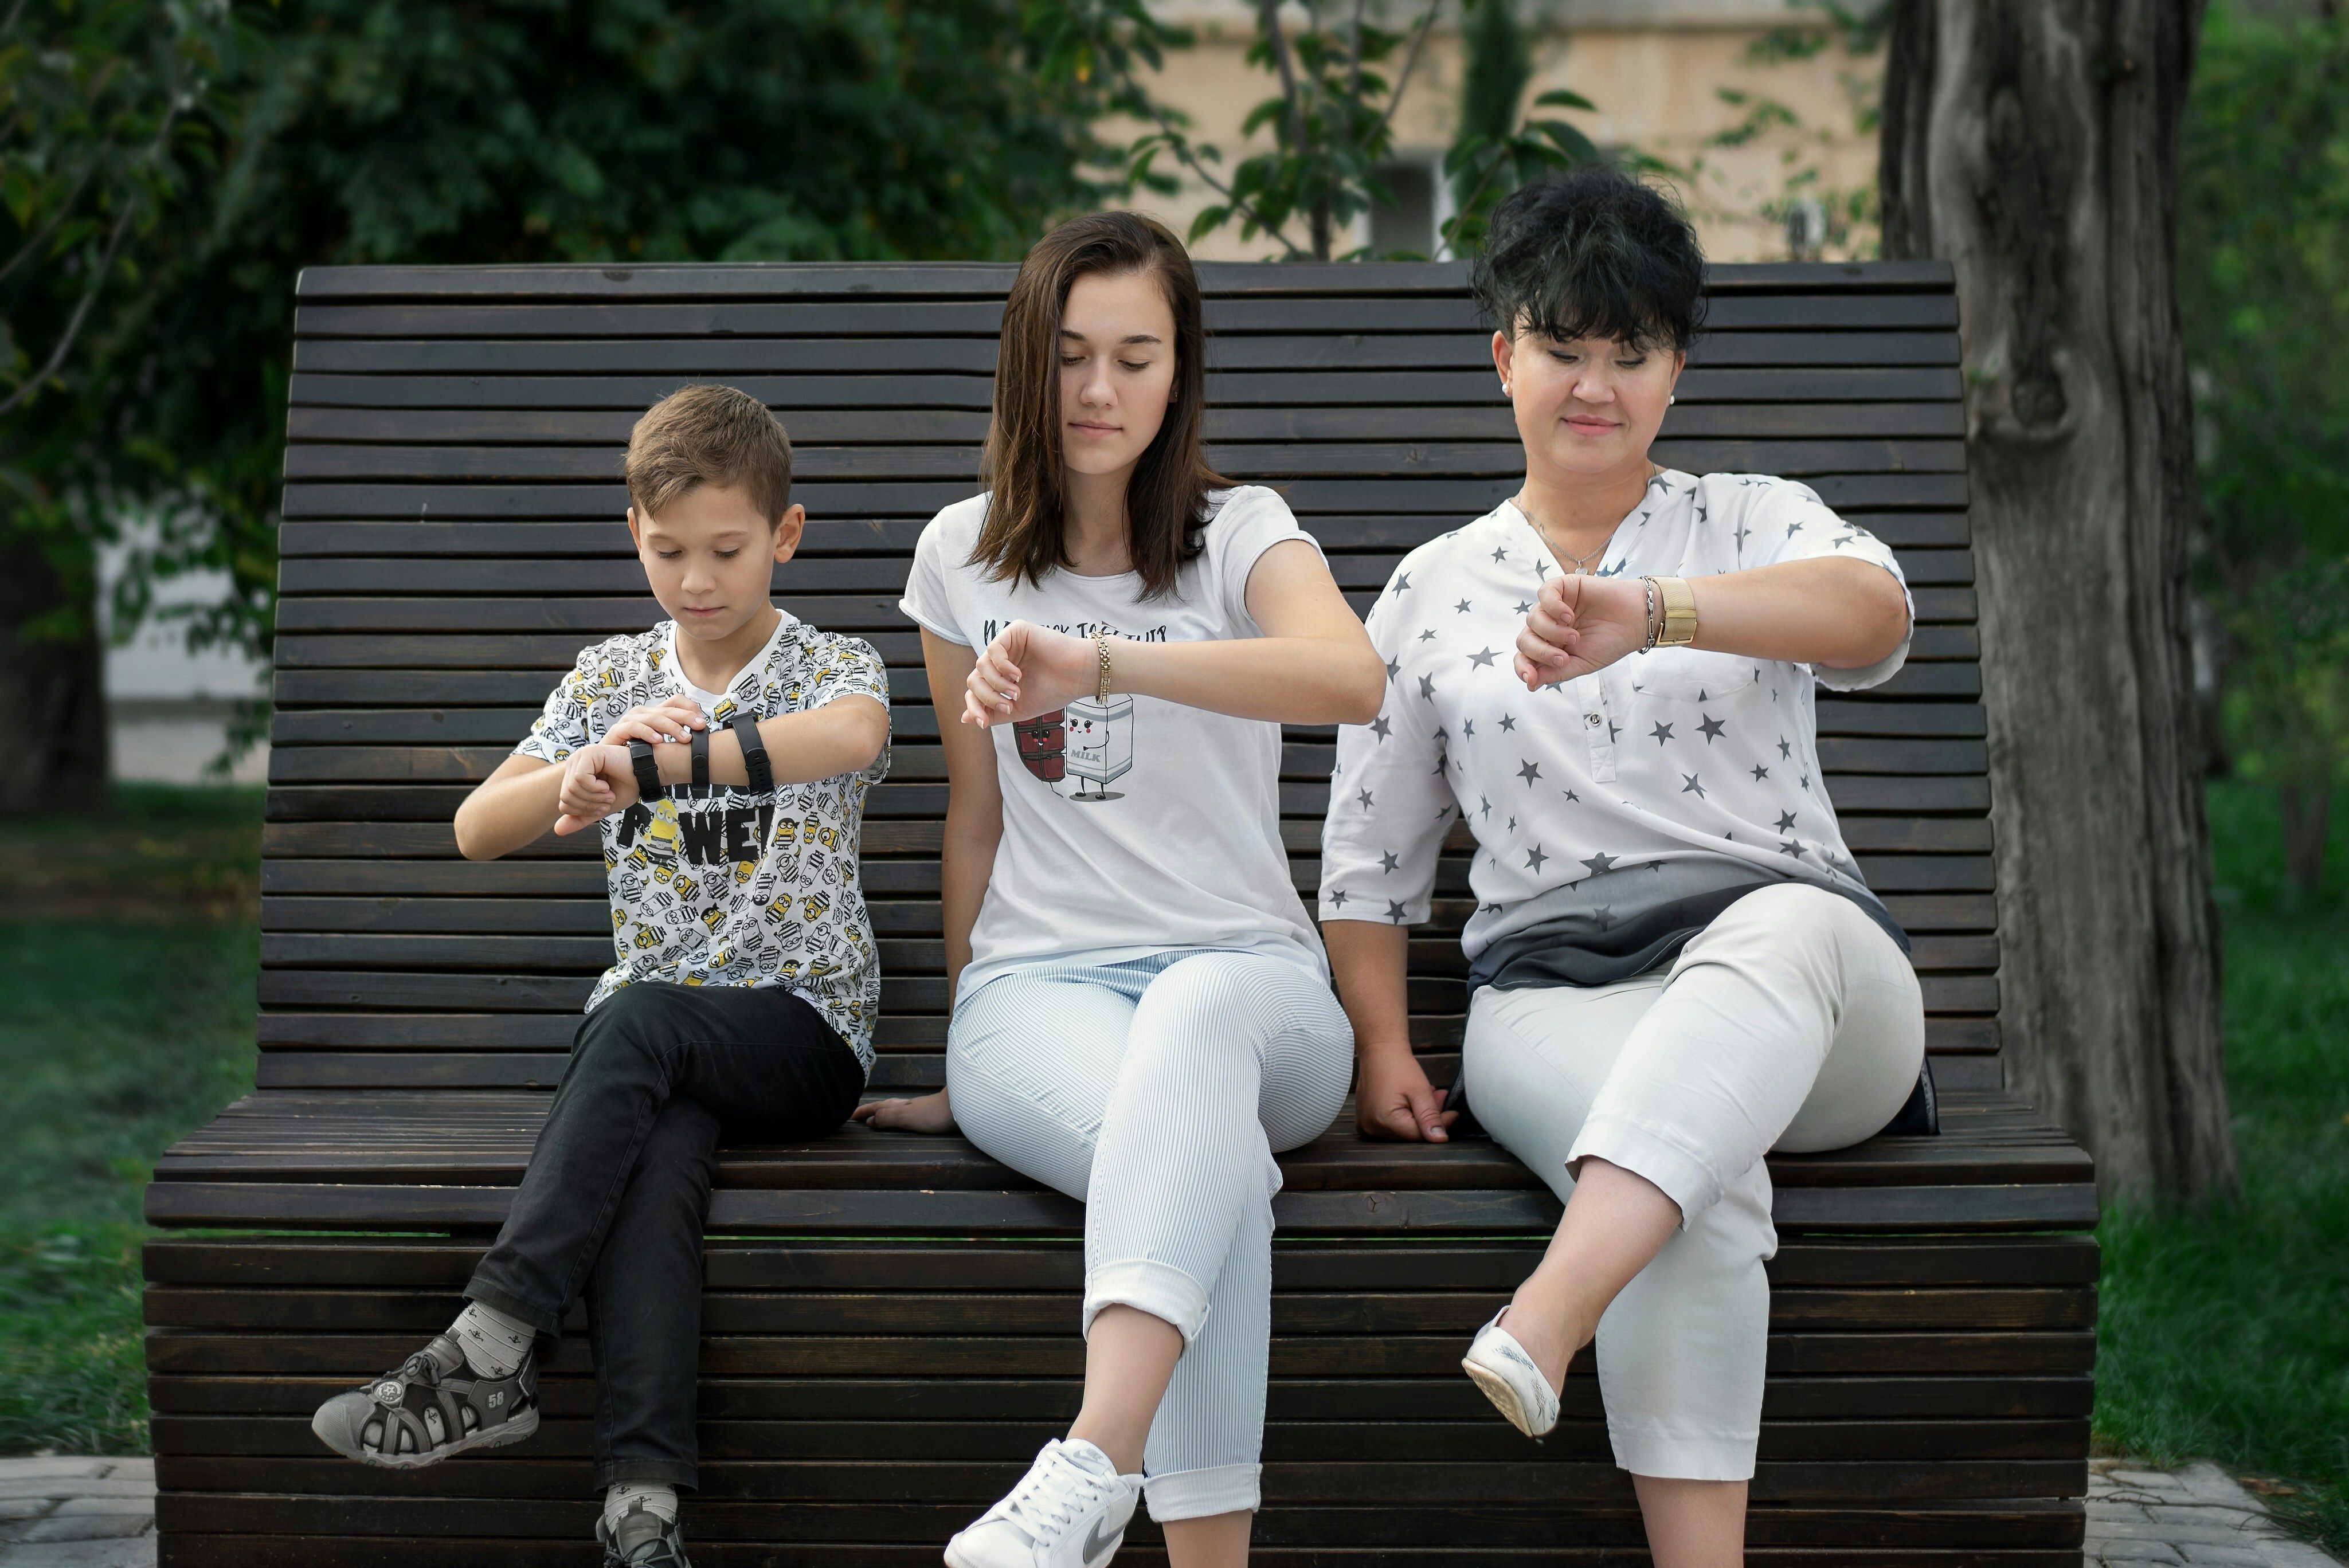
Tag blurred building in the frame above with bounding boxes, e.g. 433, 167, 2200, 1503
100, 544, 268, 786
1129, 0, 1884, 263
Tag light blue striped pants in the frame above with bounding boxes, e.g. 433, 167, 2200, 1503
946, 949, 1354, 1522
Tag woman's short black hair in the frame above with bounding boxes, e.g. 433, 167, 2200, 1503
1469, 164, 1707, 353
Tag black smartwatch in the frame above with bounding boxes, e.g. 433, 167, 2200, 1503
690, 724, 710, 790
625, 738, 665, 803
727, 713, 773, 794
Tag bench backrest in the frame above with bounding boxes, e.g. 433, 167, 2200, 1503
260, 260, 1996, 1099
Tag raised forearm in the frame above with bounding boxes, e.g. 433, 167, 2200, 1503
650, 696, 888, 788
1687, 558, 1910, 669
453, 760, 565, 861
1324, 919, 1415, 1063
1106, 634, 1384, 725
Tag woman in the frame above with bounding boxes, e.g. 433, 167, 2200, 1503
854, 211, 1385, 1568
1318, 166, 1925, 1568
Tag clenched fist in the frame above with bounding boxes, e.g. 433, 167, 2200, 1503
1513, 573, 1652, 690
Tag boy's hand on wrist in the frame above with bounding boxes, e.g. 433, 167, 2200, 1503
599, 695, 706, 747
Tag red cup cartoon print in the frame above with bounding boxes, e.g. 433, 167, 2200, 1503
1014, 711, 1067, 782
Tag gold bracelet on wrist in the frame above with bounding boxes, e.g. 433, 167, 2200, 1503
1094, 633, 1113, 703
1644, 575, 1698, 647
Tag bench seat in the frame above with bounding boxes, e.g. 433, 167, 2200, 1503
146, 257, 2094, 1565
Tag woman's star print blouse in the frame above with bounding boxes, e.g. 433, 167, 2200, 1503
1318, 471, 1913, 968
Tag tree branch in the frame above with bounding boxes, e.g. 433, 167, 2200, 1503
0, 97, 179, 421
1132, 95, 1311, 260
0, 155, 104, 291
1258, 0, 1310, 156
1367, 0, 1444, 153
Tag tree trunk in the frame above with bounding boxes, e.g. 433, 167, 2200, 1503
0, 532, 109, 814
2278, 785, 2330, 893
1881, 0, 2237, 1203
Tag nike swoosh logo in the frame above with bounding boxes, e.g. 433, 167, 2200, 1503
1082, 1514, 1123, 1566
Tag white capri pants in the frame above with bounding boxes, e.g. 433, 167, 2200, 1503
1462, 882, 1925, 1482
946, 948, 1354, 1522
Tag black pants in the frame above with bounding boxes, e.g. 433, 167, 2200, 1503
466, 982, 864, 1490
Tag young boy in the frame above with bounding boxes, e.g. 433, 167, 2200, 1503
310, 385, 890, 1567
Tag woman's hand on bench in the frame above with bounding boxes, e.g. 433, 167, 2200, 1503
1356, 1047, 1458, 1143
852, 1089, 957, 1134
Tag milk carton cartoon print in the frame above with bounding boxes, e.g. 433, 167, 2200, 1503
1062, 694, 1133, 801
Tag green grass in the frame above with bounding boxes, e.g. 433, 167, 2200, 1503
0, 785, 260, 1454
2094, 781, 2349, 1550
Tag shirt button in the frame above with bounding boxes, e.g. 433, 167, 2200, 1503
1584, 713, 1601, 727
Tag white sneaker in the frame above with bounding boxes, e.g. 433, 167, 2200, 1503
1462, 1308, 1560, 1438
945, 1438, 1140, 1568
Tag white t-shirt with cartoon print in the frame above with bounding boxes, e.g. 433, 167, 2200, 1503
900, 486, 1328, 999
515, 611, 891, 1071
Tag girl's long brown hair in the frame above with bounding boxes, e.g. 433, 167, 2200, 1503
974, 211, 1228, 599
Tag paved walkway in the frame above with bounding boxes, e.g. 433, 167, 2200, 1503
1, 1452, 2340, 1564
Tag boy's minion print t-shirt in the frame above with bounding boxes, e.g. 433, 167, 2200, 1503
514, 611, 890, 1073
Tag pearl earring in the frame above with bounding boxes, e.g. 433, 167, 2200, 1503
1501, 382, 1512, 396
1668, 394, 1676, 405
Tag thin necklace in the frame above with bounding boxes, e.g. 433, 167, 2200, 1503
1516, 465, 1663, 575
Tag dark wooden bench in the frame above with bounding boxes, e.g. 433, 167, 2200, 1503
143, 258, 2097, 1566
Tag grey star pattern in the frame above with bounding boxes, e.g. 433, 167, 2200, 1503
1321, 489, 1906, 946
1592, 905, 1616, 931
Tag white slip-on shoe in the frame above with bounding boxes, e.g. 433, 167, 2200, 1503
945, 1437, 1141, 1568
1461, 1307, 1561, 1439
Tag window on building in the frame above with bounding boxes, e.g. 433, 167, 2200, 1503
1368, 157, 1444, 257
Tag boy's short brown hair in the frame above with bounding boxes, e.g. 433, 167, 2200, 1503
625, 384, 794, 524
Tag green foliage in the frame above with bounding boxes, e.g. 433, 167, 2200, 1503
2178, 1, 2349, 830
0, 783, 262, 1455
1690, 0, 1884, 260
2096, 781, 2349, 1554
1439, 87, 1599, 260
0, 1, 244, 645
2, 0, 1131, 672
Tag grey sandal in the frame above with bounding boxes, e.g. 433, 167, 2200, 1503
599, 1502, 694, 1566
310, 1334, 539, 1468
